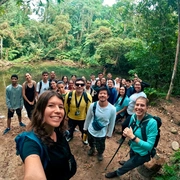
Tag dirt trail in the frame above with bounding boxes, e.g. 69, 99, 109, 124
0, 98, 180, 180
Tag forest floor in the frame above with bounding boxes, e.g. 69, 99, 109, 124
0, 97, 180, 180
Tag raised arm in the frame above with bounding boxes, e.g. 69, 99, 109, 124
24, 155, 46, 180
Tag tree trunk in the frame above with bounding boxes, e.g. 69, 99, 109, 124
0, 36, 3, 60
166, 0, 180, 100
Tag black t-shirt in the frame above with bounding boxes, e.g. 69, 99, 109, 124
22, 130, 74, 180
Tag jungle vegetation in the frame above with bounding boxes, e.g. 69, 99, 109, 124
0, 0, 179, 96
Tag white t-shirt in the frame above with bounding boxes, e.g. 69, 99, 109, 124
36, 81, 50, 96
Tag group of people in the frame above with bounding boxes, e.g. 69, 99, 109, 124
3, 70, 158, 179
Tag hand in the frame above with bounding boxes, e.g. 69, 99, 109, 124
123, 127, 134, 139
134, 73, 138, 78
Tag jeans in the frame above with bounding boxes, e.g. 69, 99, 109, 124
68, 118, 85, 138
116, 149, 150, 176
88, 131, 106, 154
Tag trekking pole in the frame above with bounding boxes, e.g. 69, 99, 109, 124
105, 137, 125, 170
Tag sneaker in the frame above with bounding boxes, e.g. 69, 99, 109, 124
105, 171, 118, 178
3, 128, 10, 135
118, 160, 126, 166
97, 153, 103, 161
83, 139, 88, 145
19, 122, 26, 127
66, 136, 73, 142
88, 148, 95, 156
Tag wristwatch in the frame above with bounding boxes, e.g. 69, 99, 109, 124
131, 136, 137, 141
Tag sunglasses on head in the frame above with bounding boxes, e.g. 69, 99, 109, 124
75, 83, 85, 87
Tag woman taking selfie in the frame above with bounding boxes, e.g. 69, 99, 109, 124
15, 91, 76, 180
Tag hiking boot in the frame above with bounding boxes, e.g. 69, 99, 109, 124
19, 122, 26, 127
66, 136, 73, 142
3, 128, 10, 135
97, 153, 103, 161
88, 148, 95, 156
105, 171, 118, 178
118, 160, 126, 166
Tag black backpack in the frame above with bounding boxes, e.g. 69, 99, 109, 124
67, 91, 90, 113
15, 131, 77, 179
130, 114, 162, 158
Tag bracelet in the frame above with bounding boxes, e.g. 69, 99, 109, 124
131, 136, 137, 141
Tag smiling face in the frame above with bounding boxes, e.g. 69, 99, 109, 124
107, 79, 114, 88
119, 86, 126, 96
134, 97, 148, 120
134, 81, 142, 93
75, 80, 85, 94
43, 96, 65, 127
51, 81, 57, 90
98, 90, 109, 102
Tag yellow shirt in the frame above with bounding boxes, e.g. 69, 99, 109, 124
64, 90, 92, 120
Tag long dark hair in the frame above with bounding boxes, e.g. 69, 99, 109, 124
115, 86, 127, 106
28, 91, 66, 146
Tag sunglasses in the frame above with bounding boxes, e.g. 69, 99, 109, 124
75, 83, 85, 87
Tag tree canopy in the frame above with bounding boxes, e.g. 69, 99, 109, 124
0, 0, 179, 95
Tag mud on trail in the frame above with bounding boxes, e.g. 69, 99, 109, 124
0, 98, 180, 180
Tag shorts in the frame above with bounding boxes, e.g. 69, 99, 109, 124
8, 108, 22, 118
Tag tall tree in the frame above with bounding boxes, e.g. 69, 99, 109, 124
166, 0, 180, 100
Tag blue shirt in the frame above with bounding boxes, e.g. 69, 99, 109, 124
114, 96, 129, 116
129, 114, 158, 156
108, 87, 118, 105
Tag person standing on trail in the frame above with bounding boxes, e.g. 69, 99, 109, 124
36, 71, 50, 98
83, 87, 116, 161
22, 73, 36, 120
3, 74, 26, 135
64, 78, 92, 144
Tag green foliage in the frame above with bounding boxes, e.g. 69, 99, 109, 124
144, 88, 166, 105
155, 150, 180, 180
6, 49, 20, 60
0, 0, 179, 98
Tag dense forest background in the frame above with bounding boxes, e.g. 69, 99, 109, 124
0, 0, 179, 95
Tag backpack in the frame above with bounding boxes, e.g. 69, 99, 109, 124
15, 131, 49, 168
15, 131, 77, 178
130, 114, 162, 158
38, 80, 51, 94
67, 91, 90, 113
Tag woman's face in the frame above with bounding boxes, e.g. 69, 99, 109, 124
134, 98, 147, 119
25, 73, 31, 81
63, 77, 68, 83
68, 80, 74, 88
134, 82, 142, 92
119, 87, 125, 96
51, 81, 57, 90
43, 96, 65, 127
57, 83, 65, 93
97, 80, 101, 87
